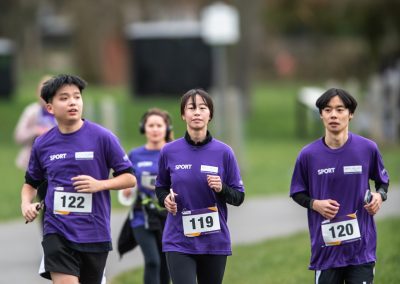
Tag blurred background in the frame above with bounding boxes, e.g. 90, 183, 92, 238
0, 0, 399, 283
1, 0, 399, 142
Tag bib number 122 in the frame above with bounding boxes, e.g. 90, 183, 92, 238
54, 191, 92, 213
60, 195, 85, 209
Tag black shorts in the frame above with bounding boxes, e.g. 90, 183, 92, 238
315, 262, 375, 284
40, 234, 108, 284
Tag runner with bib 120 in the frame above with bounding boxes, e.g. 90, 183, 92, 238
290, 88, 389, 284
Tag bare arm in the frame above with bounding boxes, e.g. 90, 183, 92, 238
21, 183, 41, 223
364, 192, 383, 216
312, 199, 340, 219
72, 173, 136, 193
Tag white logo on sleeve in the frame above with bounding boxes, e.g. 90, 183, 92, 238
175, 164, 192, 170
318, 167, 335, 175
50, 153, 67, 161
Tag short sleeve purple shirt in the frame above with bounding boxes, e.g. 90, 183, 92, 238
128, 146, 160, 228
28, 120, 132, 243
156, 137, 244, 255
290, 133, 389, 270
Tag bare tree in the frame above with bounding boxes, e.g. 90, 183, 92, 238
0, 0, 43, 70
233, 0, 265, 115
67, 0, 126, 84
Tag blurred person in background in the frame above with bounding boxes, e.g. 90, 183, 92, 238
120, 108, 173, 284
155, 89, 245, 284
14, 75, 57, 221
14, 75, 56, 170
290, 88, 389, 284
20, 74, 136, 284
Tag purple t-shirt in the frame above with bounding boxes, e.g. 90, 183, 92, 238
156, 137, 244, 255
28, 120, 132, 243
128, 146, 160, 228
290, 133, 389, 270
39, 106, 56, 129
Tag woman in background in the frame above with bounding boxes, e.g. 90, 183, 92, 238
14, 75, 56, 171
122, 108, 173, 284
14, 75, 57, 224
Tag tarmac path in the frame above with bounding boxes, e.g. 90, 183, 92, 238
1, 187, 399, 284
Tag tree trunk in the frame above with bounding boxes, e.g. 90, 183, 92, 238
233, 0, 266, 116
68, 0, 126, 84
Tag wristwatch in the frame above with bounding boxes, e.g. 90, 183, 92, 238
377, 188, 387, 202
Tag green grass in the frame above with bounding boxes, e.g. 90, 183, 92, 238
380, 145, 400, 185
243, 139, 304, 196
0, 144, 26, 220
376, 218, 400, 283
111, 217, 400, 284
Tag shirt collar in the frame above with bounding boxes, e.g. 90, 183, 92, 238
184, 131, 212, 146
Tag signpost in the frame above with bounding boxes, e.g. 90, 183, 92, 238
201, 3, 243, 161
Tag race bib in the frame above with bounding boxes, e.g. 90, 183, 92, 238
182, 206, 221, 237
141, 171, 157, 190
321, 213, 361, 246
53, 191, 93, 214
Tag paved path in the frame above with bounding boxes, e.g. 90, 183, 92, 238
1, 188, 399, 284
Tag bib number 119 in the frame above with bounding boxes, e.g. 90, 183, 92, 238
182, 209, 221, 237
189, 215, 214, 230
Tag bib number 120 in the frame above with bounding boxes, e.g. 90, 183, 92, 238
328, 223, 354, 239
321, 214, 361, 246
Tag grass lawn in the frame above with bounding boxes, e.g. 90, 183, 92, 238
1, 144, 26, 220
111, 217, 400, 284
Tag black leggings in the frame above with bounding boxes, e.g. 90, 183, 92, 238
133, 226, 170, 284
166, 252, 227, 284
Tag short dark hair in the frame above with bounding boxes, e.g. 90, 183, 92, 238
180, 88, 214, 120
315, 88, 358, 114
40, 74, 87, 103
